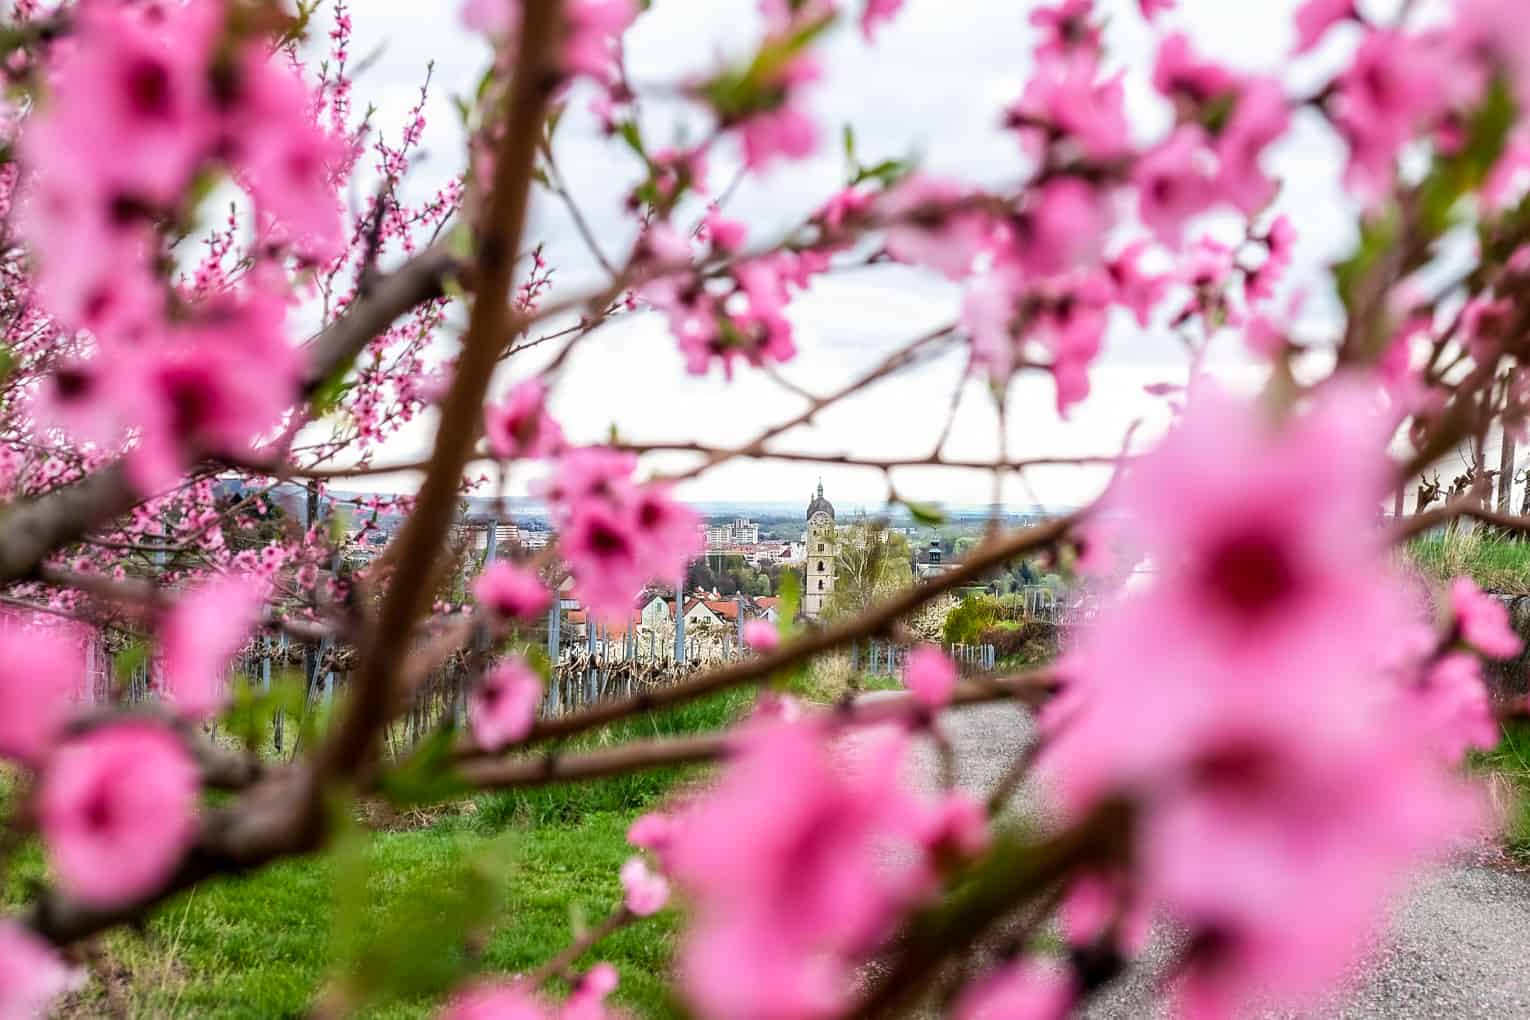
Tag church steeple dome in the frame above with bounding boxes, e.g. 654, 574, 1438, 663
806, 479, 835, 521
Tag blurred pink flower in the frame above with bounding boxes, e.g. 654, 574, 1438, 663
919, 791, 991, 866
563, 0, 637, 85
0, 921, 75, 1019
159, 574, 266, 721
1135, 126, 1215, 247
905, 645, 956, 709
39, 723, 199, 907
1294, 0, 1356, 54
620, 856, 670, 916
1450, 577, 1522, 659
669, 719, 928, 1020
486, 380, 565, 462
742, 619, 780, 652
1213, 78, 1289, 215
860, 0, 904, 40
474, 562, 552, 624
954, 958, 1075, 1020
0, 624, 82, 764
1042, 383, 1483, 1018
879, 175, 991, 280
1410, 652, 1498, 763
437, 983, 545, 1020
469, 659, 543, 752
1030, 0, 1101, 63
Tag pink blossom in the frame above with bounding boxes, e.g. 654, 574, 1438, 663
159, 575, 266, 721
1030, 0, 1101, 63
221, 51, 347, 262
1153, 34, 1238, 111
128, 284, 304, 494
879, 175, 992, 281
486, 380, 565, 461
474, 562, 552, 624
669, 719, 928, 1020
955, 959, 1075, 1020
1059, 870, 1150, 954
1139, 0, 1174, 19
0, 624, 82, 765
469, 659, 543, 752
563, 0, 637, 86
1450, 577, 1522, 659
628, 812, 673, 856
1214, 78, 1290, 215
1008, 58, 1130, 163
564, 963, 621, 1020
620, 855, 670, 916
905, 645, 956, 709
1409, 652, 1498, 763
0, 921, 75, 1019
462, 0, 518, 38
1106, 241, 1168, 327
743, 619, 780, 652
1006, 176, 1112, 279
1041, 384, 1482, 1018
860, 0, 904, 40
703, 208, 748, 253
437, 983, 545, 1020
1294, 0, 1357, 55
39, 722, 199, 907
1334, 30, 1448, 200
919, 791, 991, 865
733, 58, 820, 170
1134, 126, 1216, 247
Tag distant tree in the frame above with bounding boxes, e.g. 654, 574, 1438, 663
824, 520, 913, 620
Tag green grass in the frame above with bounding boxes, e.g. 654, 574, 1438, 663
3, 689, 760, 1018
1473, 719, 1530, 863
10, 813, 682, 1018
1407, 529, 1530, 595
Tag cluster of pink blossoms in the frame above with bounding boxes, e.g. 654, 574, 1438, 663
536, 448, 700, 622
21, 1, 344, 492
438, 963, 623, 1020
630, 672, 990, 1020
642, 214, 829, 378
1040, 382, 1499, 1018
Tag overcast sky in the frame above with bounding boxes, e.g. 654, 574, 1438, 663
317, 0, 1404, 512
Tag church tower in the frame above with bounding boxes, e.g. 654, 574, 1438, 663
803, 480, 836, 619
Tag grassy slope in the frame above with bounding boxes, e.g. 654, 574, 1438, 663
5, 688, 759, 1019
1407, 529, 1530, 596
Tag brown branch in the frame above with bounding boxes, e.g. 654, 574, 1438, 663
319, 0, 564, 781
521, 907, 634, 989
613, 442, 1125, 474
842, 798, 1133, 1020
0, 246, 463, 586
1393, 496, 1530, 542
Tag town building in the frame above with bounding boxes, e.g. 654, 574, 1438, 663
803, 481, 836, 618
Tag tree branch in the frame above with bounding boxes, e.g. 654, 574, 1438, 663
319, 0, 565, 780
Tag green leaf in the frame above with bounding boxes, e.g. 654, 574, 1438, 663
327, 827, 516, 1011
617, 120, 647, 159
852, 157, 911, 188
379, 723, 471, 805
222, 673, 307, 754
778, 569, 801, 632
842, 123, 857, 164
901, 499, 946, 527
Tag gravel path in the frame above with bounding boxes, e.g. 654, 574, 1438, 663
900, 699, 1530, 1019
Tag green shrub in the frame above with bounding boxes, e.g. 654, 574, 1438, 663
943, 595, 1001, 645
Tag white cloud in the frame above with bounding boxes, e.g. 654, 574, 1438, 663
317, 0, 1402, 507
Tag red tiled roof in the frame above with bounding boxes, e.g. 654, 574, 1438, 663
704, 600, 740, 621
